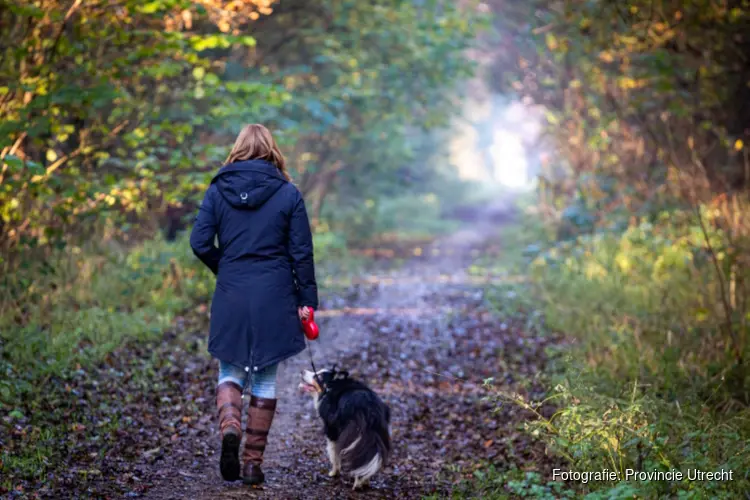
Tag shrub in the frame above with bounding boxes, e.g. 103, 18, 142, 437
477, 203, 750, 498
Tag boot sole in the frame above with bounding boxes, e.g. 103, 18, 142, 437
220, 434, 241, 481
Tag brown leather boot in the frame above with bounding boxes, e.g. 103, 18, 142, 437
216, 381, 242, 481
241, 395, 277, 485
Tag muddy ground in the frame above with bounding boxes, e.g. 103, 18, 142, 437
3, 210, 562, 499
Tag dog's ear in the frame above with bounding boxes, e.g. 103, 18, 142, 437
335, 370, 349, 380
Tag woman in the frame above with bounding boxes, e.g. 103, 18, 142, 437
189, 124, 318, 485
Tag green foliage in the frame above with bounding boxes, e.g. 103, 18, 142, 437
528, 208, 749, 391
483, 374, 750, 498
477, 206, 750, 498
0, 0, 484, 260
429, 467, 577, 499
502, 470, 575, 499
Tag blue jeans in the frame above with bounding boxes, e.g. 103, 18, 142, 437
218, 360, 278, 399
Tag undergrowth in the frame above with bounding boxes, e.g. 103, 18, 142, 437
427, 467, 577, 499
470, 201, 750, 498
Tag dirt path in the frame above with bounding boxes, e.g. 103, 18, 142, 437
18, 208, 559, 499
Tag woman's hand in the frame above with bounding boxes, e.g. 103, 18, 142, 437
298, 306, 311, 321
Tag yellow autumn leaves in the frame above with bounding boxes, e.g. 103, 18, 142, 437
167, 0, 278, 33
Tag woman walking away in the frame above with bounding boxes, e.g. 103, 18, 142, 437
189, 124, 318, 485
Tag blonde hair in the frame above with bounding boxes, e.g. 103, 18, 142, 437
225, 124, 291, 181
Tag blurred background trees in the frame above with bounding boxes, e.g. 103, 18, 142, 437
487, 0, 750, 367
494, 0, 750, 226
0, 0, 482, 265
472, 2, 750, 496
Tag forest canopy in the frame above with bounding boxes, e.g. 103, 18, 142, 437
0, 0, 483, 261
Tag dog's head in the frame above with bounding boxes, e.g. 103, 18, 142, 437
299, 366, 350, 397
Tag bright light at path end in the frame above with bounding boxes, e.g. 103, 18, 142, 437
490, 129, 529, 189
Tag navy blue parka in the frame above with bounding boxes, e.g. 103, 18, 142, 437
189, 159, 318, 372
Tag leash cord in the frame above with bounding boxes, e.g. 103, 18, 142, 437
305, 336, 323, 388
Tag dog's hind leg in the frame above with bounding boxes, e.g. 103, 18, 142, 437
352, 476, 370, 491
326, 439, 341, 477
351, 453, 381, 490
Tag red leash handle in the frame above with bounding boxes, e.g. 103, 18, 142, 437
301, 308, 319, 340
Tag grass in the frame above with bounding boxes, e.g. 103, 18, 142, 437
465, 199, 750, 498
0, 236, 213, 403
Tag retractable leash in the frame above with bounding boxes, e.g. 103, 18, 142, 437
301, 308, 319, 341
301, 308, 324, 388
305, 338, 319, 377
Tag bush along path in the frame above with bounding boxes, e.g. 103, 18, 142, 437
2, 212, 564, 499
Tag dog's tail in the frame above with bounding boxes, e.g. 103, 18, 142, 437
339, 412, 391, 480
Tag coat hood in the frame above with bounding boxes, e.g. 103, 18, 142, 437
211, 159, 287, 209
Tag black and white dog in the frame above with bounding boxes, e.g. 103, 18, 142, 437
300, 367, 391, 490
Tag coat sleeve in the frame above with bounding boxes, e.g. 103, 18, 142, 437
288, 192, 319, 309
189, 185, 221, 275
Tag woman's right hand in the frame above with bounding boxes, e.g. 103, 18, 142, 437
298, 306, 311, 321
